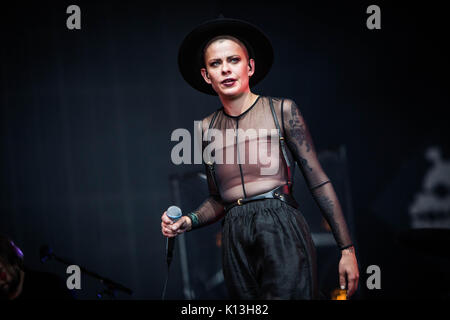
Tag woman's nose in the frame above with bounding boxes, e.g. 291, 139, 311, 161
221, 62, 231, 74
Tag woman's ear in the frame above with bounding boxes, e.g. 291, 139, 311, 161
200, 68, 212, 84
248, 59, 255, 77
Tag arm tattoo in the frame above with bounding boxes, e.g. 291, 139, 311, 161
316, 194, 341, 233
287, 104, 313, 172
316, 194, 334, 216
288, 105, 312, 152
342, 246, 355, 255
299, 156, 313, 172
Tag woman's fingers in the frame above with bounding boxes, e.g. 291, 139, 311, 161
161, 216, 189, 237
161, 218, 177, 237
347, 271, 359, 298
339, 272, 346, 291
161, 211, 173, 224
161, 211, 179, 237
162, 226, 176, 237
161, 222, 173, 233
171, 218, 186, 232
338, 252, 359, 299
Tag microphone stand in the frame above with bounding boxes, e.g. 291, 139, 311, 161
40, 245, 133, 299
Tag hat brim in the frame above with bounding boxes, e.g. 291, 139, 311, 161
178, 18, 274, 96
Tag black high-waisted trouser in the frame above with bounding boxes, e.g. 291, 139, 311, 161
221, 198, 319, 299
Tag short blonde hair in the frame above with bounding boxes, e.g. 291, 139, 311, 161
202, 35, 250, 66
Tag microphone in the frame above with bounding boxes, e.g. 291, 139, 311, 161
166, 206, 182, 267
162, 206, 182, 300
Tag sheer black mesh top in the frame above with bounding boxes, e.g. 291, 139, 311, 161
192, 95, 353, 249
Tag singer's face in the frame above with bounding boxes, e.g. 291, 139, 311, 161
0, 260, 21, 299
201, 38, 254, 98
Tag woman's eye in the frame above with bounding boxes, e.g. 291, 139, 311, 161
210, 61, 219, 67
231, 58, 240, 62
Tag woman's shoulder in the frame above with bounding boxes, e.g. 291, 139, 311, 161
200, 108, 222, 131
265, 95, 296, 102
264, 95, 298, 110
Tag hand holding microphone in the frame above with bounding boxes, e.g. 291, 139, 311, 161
161, 206, 193, 299
161, 206, 193, 238
161, 206, 193, 269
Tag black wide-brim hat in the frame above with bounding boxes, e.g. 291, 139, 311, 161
178, 17, 274, 96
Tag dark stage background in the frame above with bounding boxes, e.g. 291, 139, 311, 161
1, 1, 449, 299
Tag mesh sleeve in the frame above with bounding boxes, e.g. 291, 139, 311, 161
283, 99, 353, 249
188, 118, 225, 229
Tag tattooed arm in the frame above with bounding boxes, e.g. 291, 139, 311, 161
282, 98, 359, 297
282, 99, 353, 248
282, 99, 359, 296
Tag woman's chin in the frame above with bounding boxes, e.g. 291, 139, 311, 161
217, 86, 242, 97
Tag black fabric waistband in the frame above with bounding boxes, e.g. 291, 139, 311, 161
224, 184, 298, 212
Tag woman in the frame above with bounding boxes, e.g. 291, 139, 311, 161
161, 17, 359, 299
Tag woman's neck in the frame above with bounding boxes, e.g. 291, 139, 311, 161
219, 91, 259, 117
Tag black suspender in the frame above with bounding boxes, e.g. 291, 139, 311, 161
268, 97, 293, 189
280, 99, 296, 187
204, 109, 220, 193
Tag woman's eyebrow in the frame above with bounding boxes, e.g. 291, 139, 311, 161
208, 55, 241, 63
